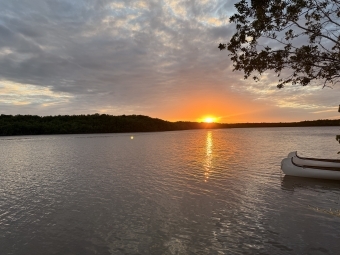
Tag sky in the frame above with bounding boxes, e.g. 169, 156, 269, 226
0, 0, 339, 123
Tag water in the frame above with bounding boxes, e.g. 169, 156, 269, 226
1, 127, 340, 255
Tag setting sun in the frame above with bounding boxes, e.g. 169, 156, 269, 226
204, 117, 215, 123
201, 116, 217, 123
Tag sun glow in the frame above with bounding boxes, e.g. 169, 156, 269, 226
201, 116, 217, 123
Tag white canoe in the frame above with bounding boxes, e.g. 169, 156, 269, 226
281, 157, 340, 180
287, 151, 340, 168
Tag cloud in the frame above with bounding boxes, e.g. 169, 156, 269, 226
0, 0, 337, 122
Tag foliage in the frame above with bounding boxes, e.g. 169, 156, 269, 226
0, 114, 339, 136
222, 0, 340, 88
0, 114, 216, 136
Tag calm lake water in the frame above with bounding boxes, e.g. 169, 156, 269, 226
1, 127, 340, 255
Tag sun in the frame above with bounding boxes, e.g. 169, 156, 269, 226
202, 117, 216, 123
198, 115, 219, 123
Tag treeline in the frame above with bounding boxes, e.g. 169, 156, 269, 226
0, 114, 339, 136
225, 119, 340, 128
0, 114, 219, 136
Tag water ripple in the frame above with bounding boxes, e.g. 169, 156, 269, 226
1, 127, 340, 254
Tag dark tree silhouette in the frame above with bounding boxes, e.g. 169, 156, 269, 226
0, 114, 220, 136
1, 114, 339, 136
218, 43, 226, 51
222, 0, 340, 88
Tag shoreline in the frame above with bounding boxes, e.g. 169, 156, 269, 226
1, 114, 339, 136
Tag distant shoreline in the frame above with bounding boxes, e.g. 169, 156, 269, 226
1, 114, 339, 136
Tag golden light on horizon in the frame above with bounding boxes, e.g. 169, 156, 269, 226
200, 116, 218, 123
152, 89, 278, 123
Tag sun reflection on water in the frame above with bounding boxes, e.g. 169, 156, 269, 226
204, 131, 213, 182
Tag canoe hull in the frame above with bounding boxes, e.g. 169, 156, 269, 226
286, 151, 340, 168
281, 158, 340, 180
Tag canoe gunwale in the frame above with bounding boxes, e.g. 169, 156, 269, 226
295, 151, 340, 163
291, 157, 340, 172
